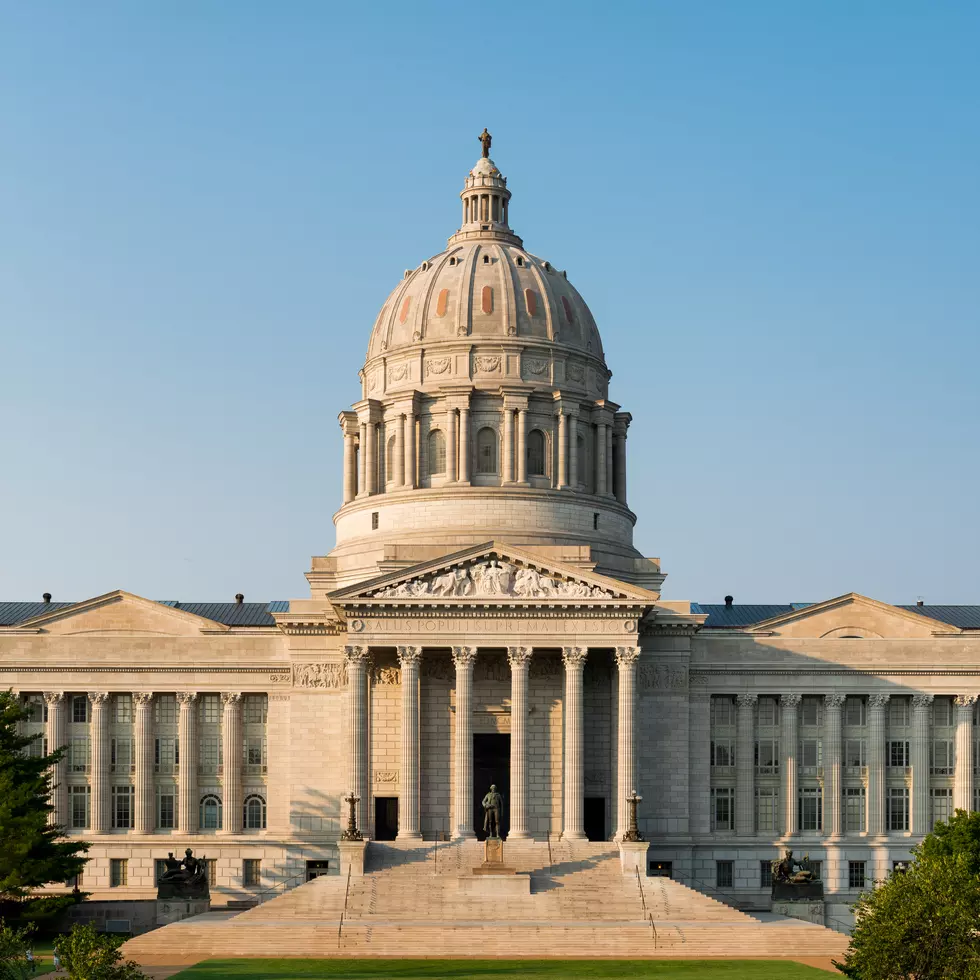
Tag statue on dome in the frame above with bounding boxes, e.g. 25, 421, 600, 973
478, 128, 492, 158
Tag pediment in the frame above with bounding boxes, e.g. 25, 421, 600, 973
329, 542, 656, 606
748, 593, 959, 639
12, 591, 230, 635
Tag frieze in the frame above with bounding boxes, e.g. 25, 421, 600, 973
529, 656, 562, 680
638, 664, 689, 692
387, 362, 409, 384
351, 616, 638, 636
425, 356, 451, 376
372, 665, 401, 685
422, 659, 454, 682
293, 662, 348, 690
474, 354, 501, 373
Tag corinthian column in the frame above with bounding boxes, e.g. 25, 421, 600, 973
220, 692, 243, 835
397, 646, 423, 839
177, 692, 198, 833
824, 694, 846, 839
405, 409, 417, 488
911, 694, 933, 835
44, 693, 66, 827
508, 646, 533, 839
343, 431, 357, 503
459, 405, 470, 484
516, 409, 528, 484
394, 415, 406, 487
132, 693, 155, 834
562, 646, 588, 840
452, 647, 477, 839
954, 695, 977, 813
503, 409, 515, 483
615, 646, 642, 840
568, 416, 578, 489
780, 694, 801, 837
88, 693, 111, 835
595, 422, 607, 495
868, 693, 890, 836
557, 412, 568, 489
446, 407, 457, 482
345, 646, 371, 836
735, 693, 757, 838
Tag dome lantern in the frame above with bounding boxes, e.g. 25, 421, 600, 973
449, 130, 522, 248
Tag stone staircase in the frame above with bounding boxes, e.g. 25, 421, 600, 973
124, 840, 850, 965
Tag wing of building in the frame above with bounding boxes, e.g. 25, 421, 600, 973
3, 141, 978, 928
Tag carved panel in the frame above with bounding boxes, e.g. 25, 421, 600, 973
293, 663, 348, 689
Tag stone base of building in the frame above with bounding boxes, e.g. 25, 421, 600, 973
156, 899, 210, 927
771, 899, 826, 926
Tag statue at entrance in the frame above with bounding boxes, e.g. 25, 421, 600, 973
482, 783, 503, 838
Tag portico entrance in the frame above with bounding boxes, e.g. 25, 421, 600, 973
473, 733, 510, 840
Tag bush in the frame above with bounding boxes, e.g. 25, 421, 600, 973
58, 923, 148, 980
0, 920, 34, 980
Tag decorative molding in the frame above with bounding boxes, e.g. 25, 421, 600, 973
425, 356, 451, 376
824, 693, 847, 709
781, 694, 803, 707
42, 692, 65, 704
451, 646, 477, 670
374, 770, 398, 784
912, 693, 935, 710
736, 693, 759, 708
507, 646, 533, 669
372, 665, 401, 685
474, 354, 501, 373
396, 646, 423, 668
1, 666, 294, 675
868, 693, 891, 709
636, 664, 687, 691
133, 692, 154, 706
585, 770, 607, 788
87, 691, 111, 705
293, 663, 348, 690
422, 659, 454, 682
955, 694, 979, 707
476, 653, 509, 683
387, 362, 409, 383
220, 692, 243, 705
524, 357, 548, 376
530, 656, 562, 679
567, 362, 585, 382
175, 692, 198, 705
343, 645, 371, 667
562, 646, 588, 669
614, 646, 641, 668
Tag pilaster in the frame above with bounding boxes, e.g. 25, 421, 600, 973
44, 692, 66, 828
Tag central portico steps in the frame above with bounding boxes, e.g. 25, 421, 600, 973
123, 840, 849, 964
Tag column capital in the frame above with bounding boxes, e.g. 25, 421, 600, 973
344, 645, 371, 665
221, 692, 243, 706
176, 691, 198, 705
912, 693, 934, 711
87, 692, 111, 706
133, 692, 154, 706
824, 693, 847, 709
397, 645, 423, 667
43, 691, 65, 706
614, 646, 641, 667
781, 693, 802, 707
452, 646, 477, 668
736, 693, 758, 708
507, 646, 533, 669
955, 694, 979, 708
868, 693, 891, 709
562, 646, 588, 669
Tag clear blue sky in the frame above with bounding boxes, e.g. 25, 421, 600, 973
1, 2, 977, 605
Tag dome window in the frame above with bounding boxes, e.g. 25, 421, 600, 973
476, 427, 498, 474
420, 261, 429, 272
524, 288, 538, 317
436, 288, 450, 318
516, 256, 525, 267
561, 295, 574, 324
399, 297, 412, 324
449, 256, 458, 267
543, 261, 552, 272
483, 254, 490, 265
527, 429, 546, 477
427, 429, 446, 477
481, 285, 493, 315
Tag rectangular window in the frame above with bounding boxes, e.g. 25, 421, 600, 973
199, 735, 222, 774
931, 788, 953, 829
199, 695, 221, 726
798, 787, 823, 831
887, 788, 909, 831
843, 787, 867, 833
715, 860, 734, 889
113, 694, 132, 725
760, 860, 772, 888
157, 789, 176, 830
933, 697, 954, 728
245, 736, 266, 773
931, 740, 954, 776
69, 736, 91, 773
109, 858, 128, 887
848, 861, 866, 890
887, 741, 909, 768
155, 736, 179, 774
23, 695, 46, 724
243, 858, 261, 887
755, 738, 779, 775
72, 695, 89, 724
711, 740, 735, 768
711, 696, 736, 728
757, 697, 779, 728
111, 785, 134, 829
800, 696, 822, 727
25, 734, 46, 759
845, 696, 867, 727
711, 787, 734, 831
799, 738, 822, 771
110, 736, 133, 774
206, 859, 217, 886
889, 697, 910, 728
244, 694, 268, 725
154, 694, 176, 725
155, 859, 169, 884
845, 739, 867, 770
809, 860, 823, 881
69, 786, 90, 829
755, 787, 778, 833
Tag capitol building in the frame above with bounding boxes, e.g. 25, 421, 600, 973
3, 137, 979, 929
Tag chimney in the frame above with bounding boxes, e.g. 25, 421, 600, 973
42, 592, 51, 604
235, 593, 244, 605
724, 595, 733, 608
916, 598, 924, 607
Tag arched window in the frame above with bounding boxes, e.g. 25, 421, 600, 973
476, 427, 498, 474
386, 435, 395, 482
427, 429, 446, 477
243, 794, 267, 830
200, 794, 222, 831
527, 429, 546, 477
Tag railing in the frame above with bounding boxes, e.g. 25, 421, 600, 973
635, 866, 647, 913
252, 869, 308, 905
546, 831, 553, 869
649, 912, 657, 948
337, 865, 352, 949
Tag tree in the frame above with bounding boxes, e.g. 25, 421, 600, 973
0, 920, 34, 980
835, 811, 980, 979
59, 923, 148, 980
0, 690, 88, 922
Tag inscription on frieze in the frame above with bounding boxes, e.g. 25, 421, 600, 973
638, 664, 689, 692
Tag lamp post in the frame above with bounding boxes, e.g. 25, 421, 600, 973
622, 790, 644, 842
341, 792, 362, 841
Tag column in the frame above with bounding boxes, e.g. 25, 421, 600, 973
615, 646, 642, 840
780, 694, 801, 837
503, 408, 515, 483
452, 647, 477, 839
445, 406, 457, 482
394, 415, 405, 488
177, 692, 198, 834
516, 408, 527, 483
44, 692, 66, 827
557, 412, 567, 489
911, 693, 933, 835
613, 432, 627, 504
568, 416, 578, 488
562, 646, 588, 839
735, 693, 757, 838
88, 692, 110, 835
868, 693, 890, 836
405, 410, 417, 488
824, 694, 845, 838
133, 692, 154, 835
358, 422, 367, 496
397, 646, 423, 839
595, 423, 607, 495
954, 695, 976, 813
220, 692, 243, 835
459, 405, 471, 484
345, 646, 371, 835
365, 423, 377, 495
508, 646, 533, 839
343, 431, 357, 504
605, 425, 614, 497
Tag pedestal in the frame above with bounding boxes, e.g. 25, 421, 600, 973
156, 899, 210, 926
619, 840, 650, 875
339, 839, 367, 878
472, 837, 517, 875
772, 899, 826, 925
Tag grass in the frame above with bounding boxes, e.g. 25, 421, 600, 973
168, 960, 833, 979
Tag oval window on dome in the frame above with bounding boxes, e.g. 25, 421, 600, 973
399, 296, 411, 324
561, 295, 574, 324
436, 288, 450, 318
524, 288, 538, 317
481, 285, 493, 315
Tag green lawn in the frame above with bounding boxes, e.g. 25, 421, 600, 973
169, 960, 833, 980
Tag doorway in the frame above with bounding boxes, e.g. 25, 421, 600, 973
375, 796, 398, 840
473, 733, 510, 840
584, 797, 606, 841
305, 860, 332, 881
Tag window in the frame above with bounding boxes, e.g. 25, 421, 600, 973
206, 859, 217, 885
715, 860, 734, 889
245, 736, 266, 773
244, 794, 267, 830
887, 741, 910, 768
933, 697, 954, 728
593, 512, 599, 530
848, 861, 866, 890
711, 696, 737, 728
155, 737, 179, 774
111, 786, 134, 829
385, 435, 395, 482
710, 740, 735, 768
24, 735, 47, 759
157, 789, 176, 830
845, 696, 867, 727
23, 695, 46, 724
755, 738, 779, 774
476, 427, 497, 474
200, 794, 223, 831
798, 738, 822, 772
69, 736, 90, 773
155, 859, 169, 883
113, 694, 132, 724
243, 859, 261, 887
199, 695, 221, 725
71, 696, 89, 724
199, 736, 222, 774
844, 788, 867, 833
69, 786, 90, 829
757, 697, 779, 727
798, 788, 823, 831
154, 694, 176, 725
109, 859, 128, 887
809, 860, 823, 881
800, 696, 822, 727
931, 740, 953, 775
527, 429, 545, 477
759, 860, 772, 889
755, 787, 778, 833
932, 788, 953, 829
889, 697, 910, 728
845, 739, 867, 770
887, 788, 909, 831
244, 695, 267, 725
427, 429, 446, 476
371, 512, 379, 530
711, 787, 734, 831
111, 736, 133, 774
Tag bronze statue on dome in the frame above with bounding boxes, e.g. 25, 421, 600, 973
478, 128, 492, 158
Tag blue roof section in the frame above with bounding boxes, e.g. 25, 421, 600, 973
699, 603, 980, 630
0, 600, 288, 628
899, 606, 980, 630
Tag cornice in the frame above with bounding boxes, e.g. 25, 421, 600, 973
692, 667, 980, 677
0, 665, 292, 677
